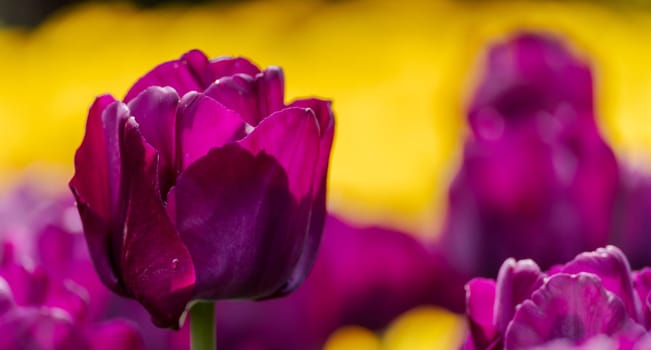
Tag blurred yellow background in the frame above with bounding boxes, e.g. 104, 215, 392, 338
2, 1, 650, 348
0, 0, 649, 239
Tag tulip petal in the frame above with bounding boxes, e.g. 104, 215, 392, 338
70, 95, 116, 222
203, 66, 287, 127
174, 145, 299, 299
124, 50, 210, 103
290, 98, 335, 141
176, 92, 247, 170
504, 273, 645, 349
207, 56, 261, 82
69, 96, 127, 294
203, 74, 259, 126
271, 98, 335, 295
119, 119, 196, 328
494, 258, 544, 333
256, 67, 285, 119
239, 107, 320, 200
127, 86, 180, 197
561, 246, 643, 323
238, 107, 321, 294
466, 278, 498, 349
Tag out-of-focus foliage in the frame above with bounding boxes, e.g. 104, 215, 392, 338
1, 0, 651, 236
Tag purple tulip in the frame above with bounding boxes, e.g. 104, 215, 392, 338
69, 50, 335, 328
0, 184, 113, 321
0, 184, 189, 349
468, 33, 595, 139
0, 195, 144, 350
463, 246, 651, 349
439, 33, 619, 277
0, 253, 144, 350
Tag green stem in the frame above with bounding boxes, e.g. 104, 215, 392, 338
190, 301, 216, 350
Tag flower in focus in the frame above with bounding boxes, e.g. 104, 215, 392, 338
463, 245, 651, 349
69, 50, 335, 328
0, 185, 144, 350
440, 33, 619, 277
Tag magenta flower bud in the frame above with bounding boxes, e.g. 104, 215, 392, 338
69, 50, 335, 328
463, 246, 651, 349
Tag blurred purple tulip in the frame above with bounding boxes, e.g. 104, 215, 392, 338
0, 186, 144, 350
463, 246, 651, 349
69, 50, 335, 328
440, 33, 619, 277
611, 170, 651, 270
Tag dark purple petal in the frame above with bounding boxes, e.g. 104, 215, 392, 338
70, 95, 116, 222
494, 258, 544, 333
204, 74, 259, 126
70, 98, 129, 295
124, 50, 210, 103
173, 144, 300, 300
237, 107, 321, 294
561, 246, 643, 323
176, 92, 247, 171
466, 278, 498, 349
239, 107, 320, 200
504, 273, 645, 349
271, 98, 335, 296
127, 86, 180, 197
207, 56, 261, 82
120, 119, 196, 328
256, 67, 285, 119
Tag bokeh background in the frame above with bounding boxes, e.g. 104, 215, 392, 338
2, 0, 651, 349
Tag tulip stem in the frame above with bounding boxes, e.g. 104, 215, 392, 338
190, 301, 216, 350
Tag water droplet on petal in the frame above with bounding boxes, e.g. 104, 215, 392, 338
244, 123, 255, 135
171, 258, 179, 270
